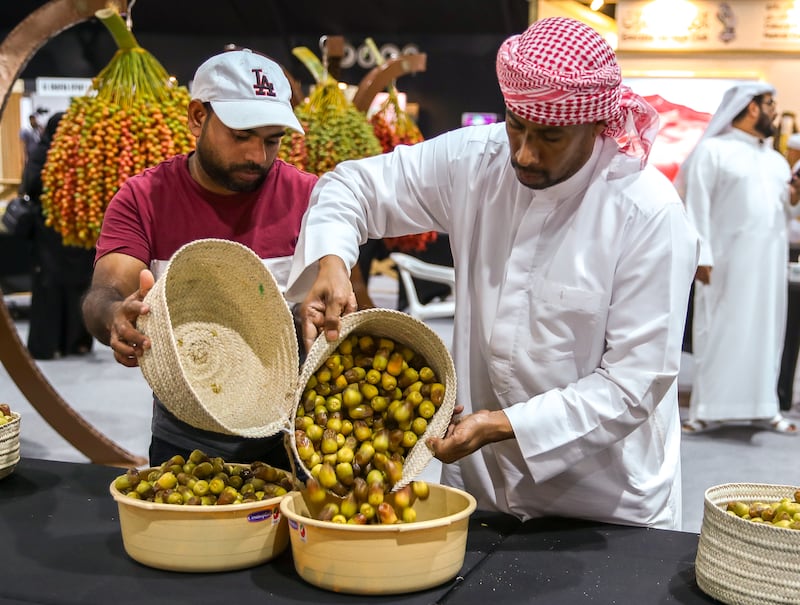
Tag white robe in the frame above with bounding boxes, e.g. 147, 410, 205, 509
286, 123, 699, 529
683, 129, 792, 421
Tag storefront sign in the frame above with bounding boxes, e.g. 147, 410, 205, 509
617, 0, 800, 51
35, 77, 92, 97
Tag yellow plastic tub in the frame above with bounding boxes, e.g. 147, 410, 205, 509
109, 469, 289, 572
280, 483, 476, 595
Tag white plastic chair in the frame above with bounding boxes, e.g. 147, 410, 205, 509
389, 252, 455, 321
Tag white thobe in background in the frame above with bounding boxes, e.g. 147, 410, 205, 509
683, 129, 792, 421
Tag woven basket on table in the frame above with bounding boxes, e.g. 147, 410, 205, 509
696, 482, 800, 605
137, 238, 455, 488
0, 412, 21, 480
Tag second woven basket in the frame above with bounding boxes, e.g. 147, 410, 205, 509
696, 482, 800, 605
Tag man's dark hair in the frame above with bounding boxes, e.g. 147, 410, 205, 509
734, 94, 765, 123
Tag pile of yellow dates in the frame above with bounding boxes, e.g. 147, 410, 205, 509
113, 450, 294, 505
295, 333, 445, 524
726, 489, 800, 529
0, 403, 14, 426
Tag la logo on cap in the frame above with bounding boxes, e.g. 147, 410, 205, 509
252, 69, 276, 98
190, 48, 305, 133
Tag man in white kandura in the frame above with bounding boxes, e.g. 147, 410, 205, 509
679, 82, 800, 435
286, 18, 699, 528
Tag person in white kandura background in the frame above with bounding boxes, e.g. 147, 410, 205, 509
286, 17, 699, 529
777, 133, 800, 413
678, 82, 800, 435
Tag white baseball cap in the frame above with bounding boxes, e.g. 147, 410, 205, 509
191, 48, 304, 134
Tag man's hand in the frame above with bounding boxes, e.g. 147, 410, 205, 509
426, 405, 515, 464
695, 265, 712, 285
108, 269, 155, 367
790, 172, 800, 206
298, 255, 357, 352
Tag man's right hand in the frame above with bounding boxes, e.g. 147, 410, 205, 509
108, 269, 155, 367
298, 255, 357, 352
695, 265, 712, 285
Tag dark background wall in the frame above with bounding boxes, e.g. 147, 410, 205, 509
2, 1, 530, 136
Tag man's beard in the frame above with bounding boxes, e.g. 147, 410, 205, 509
755, 109, 776, 138
195, 141, 269, 193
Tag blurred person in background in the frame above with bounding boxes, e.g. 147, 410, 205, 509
777, 132, 800, 412
81, 49, 317, 466
678, 83, 800, 435
787, 132, 800, 172
286, 18, 698, 529
19, 114, 42, 169
19, 111, 95, 360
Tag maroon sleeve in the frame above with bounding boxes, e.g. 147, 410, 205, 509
94, 177, 152, 266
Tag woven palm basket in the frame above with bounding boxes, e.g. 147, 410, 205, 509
696, 483, 800, 605
293, 306, 457, 490
138, 239, 456, 488
0, 412, 21, 480
137, 239, 298, 438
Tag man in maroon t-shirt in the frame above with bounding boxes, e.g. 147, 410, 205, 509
82, 49, 317, 467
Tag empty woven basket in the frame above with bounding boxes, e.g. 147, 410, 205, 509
696, 482, 800, 605
137, 239, 298, 437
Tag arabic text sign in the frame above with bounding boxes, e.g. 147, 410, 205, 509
617, 1, 800, 51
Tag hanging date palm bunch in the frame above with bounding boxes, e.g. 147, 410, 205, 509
278, 46, 382, 175
41, 7, 195, 248
363, 38, 436, 253
366, 39, 424, 153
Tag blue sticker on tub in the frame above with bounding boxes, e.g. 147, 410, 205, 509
248, 508, 273, 523
288, 519, 299, 530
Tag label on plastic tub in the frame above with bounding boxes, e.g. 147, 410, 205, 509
247, 507, 277, 523
288, 519, 308, 541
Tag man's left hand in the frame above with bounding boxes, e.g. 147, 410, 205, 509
426, 407, 514, 464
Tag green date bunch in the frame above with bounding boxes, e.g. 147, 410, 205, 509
279, 79, 382, 176
295, 333, 445, 523
278, 46, 381, 176
113, 450, 293, 506
726, 489, 800, 529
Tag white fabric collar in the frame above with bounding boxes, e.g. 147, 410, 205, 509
725, 126, 770, 148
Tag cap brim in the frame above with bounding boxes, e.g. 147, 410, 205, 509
211, 100, 304, 134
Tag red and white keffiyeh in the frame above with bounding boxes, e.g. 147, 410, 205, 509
496, 17, 659, 168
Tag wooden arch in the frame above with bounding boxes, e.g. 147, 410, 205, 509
352, 52, 427, 113
0, 0, 146, 466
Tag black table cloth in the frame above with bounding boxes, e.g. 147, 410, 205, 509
0, 458, 719, 604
